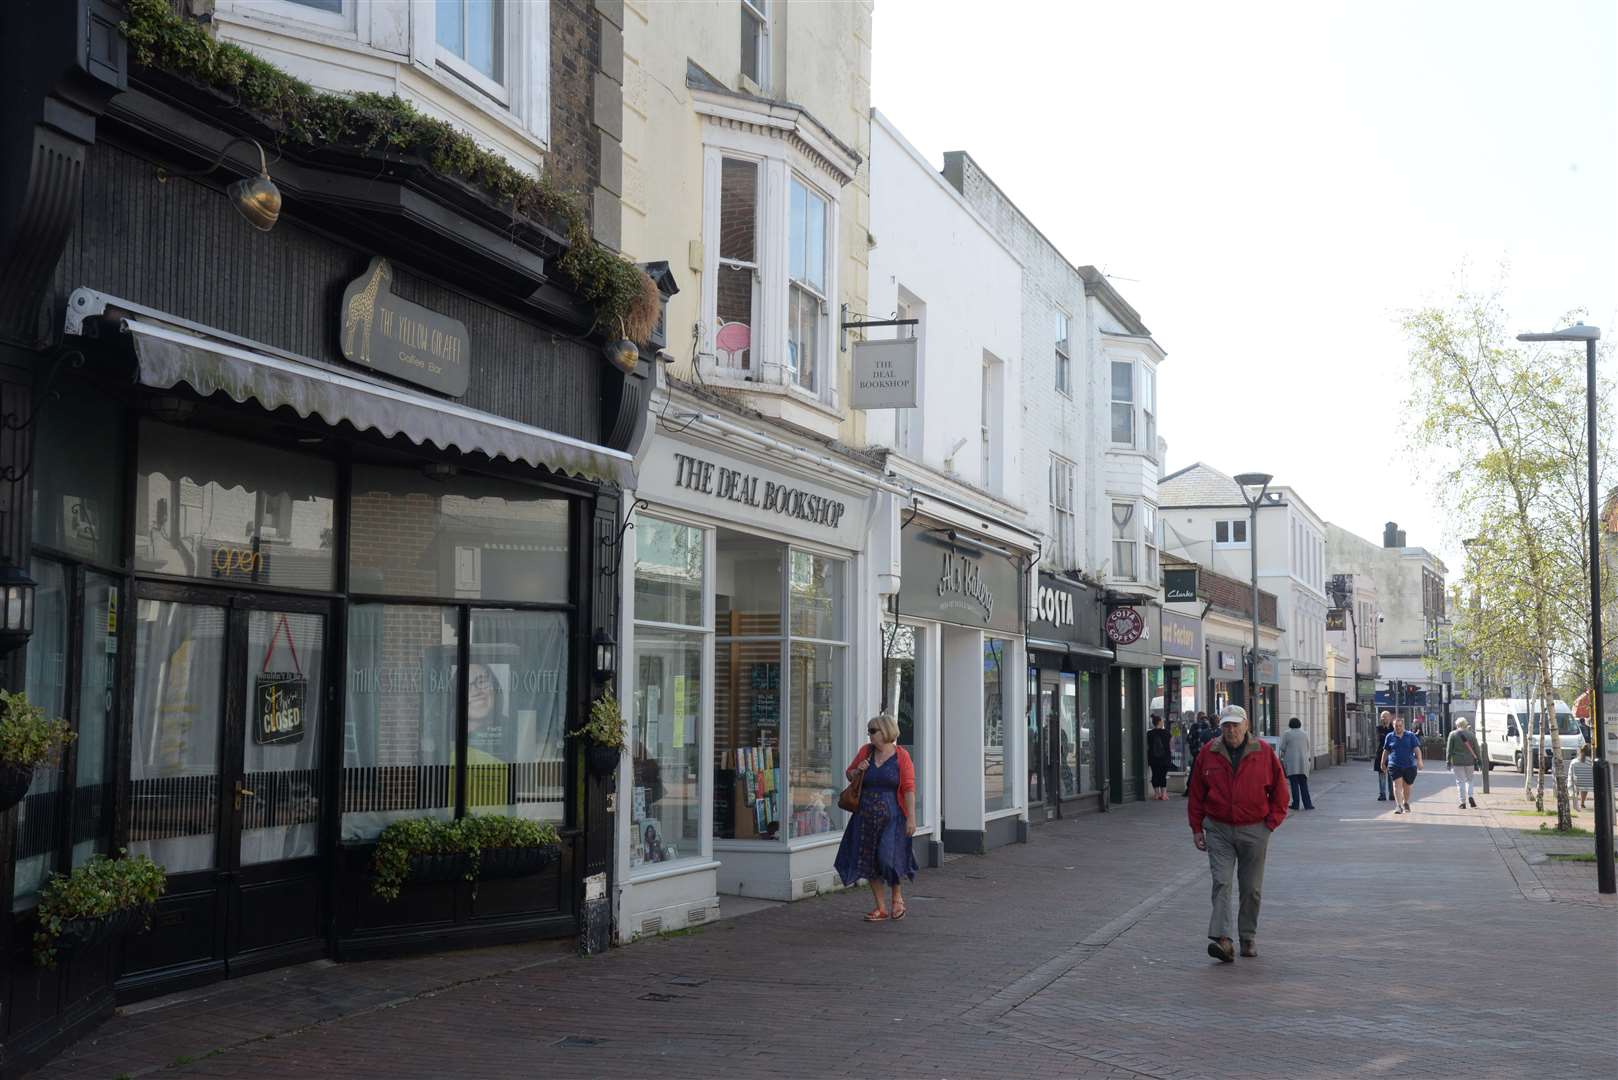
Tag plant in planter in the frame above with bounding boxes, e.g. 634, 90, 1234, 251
571, 688, 626, 775
0, 689, 75, 813
370, 816, 563, 901
33, 852, 167, 967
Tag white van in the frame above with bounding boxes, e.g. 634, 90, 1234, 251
1458, 698, 1585, 773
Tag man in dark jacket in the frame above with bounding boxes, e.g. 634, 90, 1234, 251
1181, 714, 1213, 797
1188, 704, 1289, 963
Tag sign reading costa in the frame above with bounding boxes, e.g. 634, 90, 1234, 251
1036, 583, 1074, 628
1104, 606, 1145, 645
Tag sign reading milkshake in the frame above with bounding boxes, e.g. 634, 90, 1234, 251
897, 528, 1023, 636
340, 256, 471, 396
638, 438, 872, 551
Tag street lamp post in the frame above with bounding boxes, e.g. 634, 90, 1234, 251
1516, 323, 1611, 895
1235, 473, 1273, 735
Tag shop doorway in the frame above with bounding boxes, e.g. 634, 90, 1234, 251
122, 587, 331, 988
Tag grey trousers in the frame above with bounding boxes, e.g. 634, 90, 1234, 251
1203, 819, 1271, 943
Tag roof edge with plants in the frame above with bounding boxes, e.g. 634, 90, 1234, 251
120, 0, 658, 345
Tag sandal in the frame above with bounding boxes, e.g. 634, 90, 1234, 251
863, 908, 890, 922
891, 900, 907, 921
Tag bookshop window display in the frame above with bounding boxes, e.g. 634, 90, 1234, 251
713, 528, 847, 842
631, 517, 708, 869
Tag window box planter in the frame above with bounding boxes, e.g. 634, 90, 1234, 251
478, 842, 561, 881
0, 762, 32, 814
51, 903, 157, 960
404, 851, 472, 885
371, 817, 562, 901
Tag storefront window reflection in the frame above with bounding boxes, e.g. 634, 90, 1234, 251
464, 610, 567, 821
882, 622, 923, 824
1059, 672, 1080, 798
984, 638, 1008, 812
13, 560, 68, 908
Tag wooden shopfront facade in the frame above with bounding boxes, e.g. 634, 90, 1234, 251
0, 4, 657, 1072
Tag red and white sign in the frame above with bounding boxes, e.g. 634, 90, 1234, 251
1104, 606, 1145, 646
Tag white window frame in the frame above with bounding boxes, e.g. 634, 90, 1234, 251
1049, 455, 1076, 570
215, 2, 550, 148
713, 154, 764, 374
1143, 502, 1160, 585
699, 132, 842, 411
1054, 310, 1072, 397
1214, 518, 1249, 548
1110, 360, 1135, 447
786, 175, 831, 395
1141, 364, 1157, 456
740, 0, 770, 92
1111, 500, 1137, 582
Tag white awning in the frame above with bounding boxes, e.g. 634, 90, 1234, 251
115, 317, 633, 487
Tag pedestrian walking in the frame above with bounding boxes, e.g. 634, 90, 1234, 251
1147, 714, 1173, 800
1380, 714, 1423, 814
1279, 717, 1314, 810
1446, 718, 1482, 809
1569, 745, 1595, 812
834, 713, 918, 922
1182, 714, 1213, 797
1188, 704, 1289, 963
1374, 712, 1396, 801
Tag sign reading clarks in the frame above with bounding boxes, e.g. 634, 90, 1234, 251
340, 257, 471, 397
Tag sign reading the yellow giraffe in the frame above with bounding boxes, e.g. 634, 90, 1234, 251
339, 256, 471, 396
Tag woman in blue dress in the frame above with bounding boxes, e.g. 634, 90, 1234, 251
835, 713, 919, 921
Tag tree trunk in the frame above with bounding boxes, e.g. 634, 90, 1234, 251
1542, 663, 1572, 831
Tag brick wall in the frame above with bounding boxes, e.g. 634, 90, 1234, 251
551, 0, 624, 249
1198, 566, 1279, 629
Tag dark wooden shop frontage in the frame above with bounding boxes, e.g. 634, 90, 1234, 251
0, 5, 658, 1073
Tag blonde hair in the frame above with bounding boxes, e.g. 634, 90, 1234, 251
868, 712, 900, 744
1454, 718, 1469, 730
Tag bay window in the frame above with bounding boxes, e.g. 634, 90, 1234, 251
1143, 503, 1160, 584
716, 158, 761, 371
1110, 361, 1134, 446
1111, 501, 1137, 581
787, 177, 829, 393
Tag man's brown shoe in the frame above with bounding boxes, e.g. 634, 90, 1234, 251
1207, 938, 1235, 963
1240, 940, 1258, 958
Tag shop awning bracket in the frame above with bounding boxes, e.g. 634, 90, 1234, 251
599, 498, 652, 579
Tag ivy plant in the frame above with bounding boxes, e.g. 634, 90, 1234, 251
570, 686, 626, 750
370, 816, 561, 902
33, 852, 168, 967
0, 689, 75, 771
120, 0, 657, 344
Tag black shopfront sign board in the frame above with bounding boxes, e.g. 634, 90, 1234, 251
340, 256, 471, 397
898, 528, 1024, 637
1030, 571, 1103, 647
1163, 567, 1198, 604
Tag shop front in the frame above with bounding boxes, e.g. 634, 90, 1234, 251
1105, 602, 1161, 804
1027, 573, 1110, 818
614, 405, 882, 938
895, 510, 1031, 858
1158, 610, 1203, 775
0, 34, 654, 1070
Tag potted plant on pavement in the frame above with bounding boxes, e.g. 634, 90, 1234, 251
572, 687, 625, 777
33, 851, 167, 967
0, 689, 75, 813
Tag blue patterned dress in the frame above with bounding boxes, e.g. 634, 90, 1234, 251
834, 750, 919, 888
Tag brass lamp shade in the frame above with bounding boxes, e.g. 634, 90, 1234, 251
229, 171, 282, 232
604, 338, 639, 373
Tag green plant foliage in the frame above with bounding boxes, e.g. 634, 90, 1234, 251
33, 852, 167, 967
571, 686, 626, 749
370, 816, 561, 902
0, 689, 75, 770
121, 0, 651, 340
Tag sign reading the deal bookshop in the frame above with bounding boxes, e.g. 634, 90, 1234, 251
639, 439, 872, 550
851, 338, 918, 409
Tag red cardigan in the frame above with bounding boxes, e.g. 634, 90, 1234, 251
848, 744, 916, 819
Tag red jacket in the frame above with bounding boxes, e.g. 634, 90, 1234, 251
849, 744, 916, 819
1187, 736, 1289, 833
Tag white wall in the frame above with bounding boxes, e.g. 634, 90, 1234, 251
866, 113, 1024, 502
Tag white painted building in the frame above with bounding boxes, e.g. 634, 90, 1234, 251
865, 111, 1036, 860
1159, 464, 1330, 754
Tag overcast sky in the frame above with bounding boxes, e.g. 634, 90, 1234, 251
870, 0, 1617, 576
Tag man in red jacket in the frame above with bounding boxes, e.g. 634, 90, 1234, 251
1188, 704, 1289, 963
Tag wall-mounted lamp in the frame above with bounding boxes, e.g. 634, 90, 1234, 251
603, 338, 639, 374
159, 137, 282, 233
592, 627, 617, 682
0, 560, 36, 655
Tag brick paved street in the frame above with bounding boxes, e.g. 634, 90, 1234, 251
31, 765, 1618, 1080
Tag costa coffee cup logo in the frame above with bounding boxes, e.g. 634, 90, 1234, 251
1104, 606, 1145, 646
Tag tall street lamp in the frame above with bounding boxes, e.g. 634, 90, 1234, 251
1235, 473, 1273, 734
1516, 322, 1611, 895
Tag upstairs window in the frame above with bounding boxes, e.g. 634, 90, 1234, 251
1110, 361, 1134, 445
1111, 501, 1137, 581
787, 177, 829, 393
1141, 365, 1157, 455
1054, 312, 1072, 396
1215, 519, 1248, 547
741, 0, 770, 89
1050, 456, 1076, 570
715, 157, 760, 371
437, 0, 505, 98
1143, 503, 1160, 584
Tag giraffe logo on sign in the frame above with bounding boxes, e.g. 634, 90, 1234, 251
343, 258, 392, 364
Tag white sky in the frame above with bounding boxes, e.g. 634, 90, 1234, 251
870, 0, 1617, 576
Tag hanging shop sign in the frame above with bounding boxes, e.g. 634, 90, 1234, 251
1104, 607, 1144, 646
1327, 608, 1347, 632
851, 338, 919, 409
1029, 572, 1103, 648
898, 527, 1023, 636
1160, 610, 1203, 660
1215, 648, 1240, 674
1163, 567, 1198, 604
339, 256, 471, 397
640, 438, 871, 550
255, 613, 307, 745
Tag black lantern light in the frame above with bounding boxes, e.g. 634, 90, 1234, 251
0, 560, 36, 654
592, 628, 617, 682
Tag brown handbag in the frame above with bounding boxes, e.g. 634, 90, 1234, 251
837, 748, 868, 813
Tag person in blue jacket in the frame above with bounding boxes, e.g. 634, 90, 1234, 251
1380, 714, 1424, 814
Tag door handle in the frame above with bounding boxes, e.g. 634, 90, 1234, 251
234, 780, 256, 811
